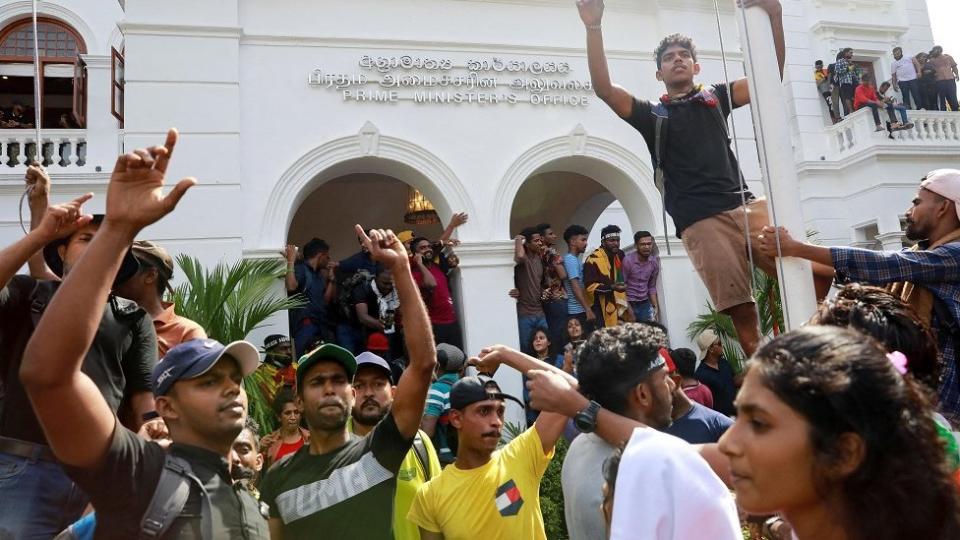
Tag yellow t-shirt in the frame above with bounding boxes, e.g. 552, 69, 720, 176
407, 425, 554, 540
395, 432, 442, 540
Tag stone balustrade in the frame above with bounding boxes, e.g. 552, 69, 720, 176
825, 108, 960, 158
0, 129, 87, 169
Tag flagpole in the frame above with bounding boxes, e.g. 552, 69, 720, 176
736, 5, 818, 330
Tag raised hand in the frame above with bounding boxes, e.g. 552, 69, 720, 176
35, 193, 94, 242
25, 162, 50, 209
468, 345, 513, 376
526, 369, 582, 417
356, 225, 408, 271
284, 244, 298, 263
104, 128, 196, 237
576, 0, 604, 26
450, 212, 468, 228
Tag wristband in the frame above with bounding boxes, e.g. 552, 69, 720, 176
585, 24, 602, 31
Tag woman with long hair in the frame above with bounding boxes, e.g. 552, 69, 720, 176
720, 326, 960, 540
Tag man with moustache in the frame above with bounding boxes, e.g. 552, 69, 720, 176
260, 226, 437, 540
410, 236, 462, 350
231, 419, 266, 500
349, 351, 441, 540
622, 231, 661, 322
758, 169, 960, 422
407, 349, 570, 540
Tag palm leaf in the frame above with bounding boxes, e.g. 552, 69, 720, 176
171, 255, 306, 434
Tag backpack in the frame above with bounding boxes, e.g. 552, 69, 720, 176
411, 430, 433, 481
55, 455, 213, 540
337, 270, 374, 320
650, 85, 733, 254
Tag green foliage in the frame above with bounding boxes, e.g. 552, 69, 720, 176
540, 437, 569, 540
686, 267, 783, 373
171, 255, 305, 434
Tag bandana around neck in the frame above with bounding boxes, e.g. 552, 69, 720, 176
660, 84, 719, 108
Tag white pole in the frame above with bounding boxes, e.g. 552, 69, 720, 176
736, 6, 818, 330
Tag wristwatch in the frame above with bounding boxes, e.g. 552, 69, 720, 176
574, 400, 602, 433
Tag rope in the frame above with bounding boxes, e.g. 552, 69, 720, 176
711, 0, 763, 320
726, 1, 795, 330
19, 0, 43, 235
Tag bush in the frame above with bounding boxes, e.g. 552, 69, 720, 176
540, 436, 570, 540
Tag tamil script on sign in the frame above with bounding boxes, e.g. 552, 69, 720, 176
307, 55, 593, 107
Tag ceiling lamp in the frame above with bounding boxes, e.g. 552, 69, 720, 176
404, 187, 440, 225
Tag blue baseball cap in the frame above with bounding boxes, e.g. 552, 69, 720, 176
153, 339, 261, 396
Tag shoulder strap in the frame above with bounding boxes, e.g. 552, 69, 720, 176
139, 455, 213, 540
28, 279, 52, 328
651, 105, 672, 255
412, 431, 432, 482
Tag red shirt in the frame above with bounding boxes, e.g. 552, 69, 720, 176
854, 84, 880, 110
412, 263, 457, 324
274, 437, 305, 462
683, 382, 714, 409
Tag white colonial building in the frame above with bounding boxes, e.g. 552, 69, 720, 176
1, 0, 956, 411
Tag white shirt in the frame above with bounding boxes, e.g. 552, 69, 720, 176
610, 428, 741, 540
892, 57, 918, 82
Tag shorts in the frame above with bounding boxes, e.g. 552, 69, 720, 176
681, 199, 777, 312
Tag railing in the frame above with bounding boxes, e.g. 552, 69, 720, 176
0, 129, 87, 169
826, 108, 960, 158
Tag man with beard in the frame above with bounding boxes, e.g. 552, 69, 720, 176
231, 419, 266, 500
253, 334, 297, 408
622, 231, 661, 322
350, 352, 440, 540
558, 324, 674, 539
583, 225, 633, 328
758, 169, 960, 422
407, 347, 570, 540
260, 226, 437, 539
514, 227, 548, 353
410, 236, 462, 350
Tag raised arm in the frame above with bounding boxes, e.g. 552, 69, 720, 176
578, 0, 634, 118
513, 235, 526, 263
0, 194, 93, 290
524, 369, 733, 486
731, 0, 785, 107
20, 129, 195, 468
25, 165, 60, 281
358, 226, 437, 438
469, 346, 575, 453
438, 212, 468, 245
284, 245, 300, 292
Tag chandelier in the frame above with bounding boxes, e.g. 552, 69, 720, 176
404, 187, 440, 225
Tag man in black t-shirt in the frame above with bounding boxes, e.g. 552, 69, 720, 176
0, 166, 157, 538
578, 0, 831, 357
19, 129, 270, 539
260, 226, 438, 540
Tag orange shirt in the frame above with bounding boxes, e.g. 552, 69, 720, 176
155, 302, 207, 358
854, 84, 880, 110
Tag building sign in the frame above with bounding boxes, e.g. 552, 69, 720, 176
308, 55, 593, 107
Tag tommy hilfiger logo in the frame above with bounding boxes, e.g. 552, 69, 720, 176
495, 479, 523, 517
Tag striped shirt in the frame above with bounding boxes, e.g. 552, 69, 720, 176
425, 373, 459, 462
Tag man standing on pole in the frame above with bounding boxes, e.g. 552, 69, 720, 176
577, 0, 829, 356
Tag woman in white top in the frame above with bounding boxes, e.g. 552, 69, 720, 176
720, 326, 960, 540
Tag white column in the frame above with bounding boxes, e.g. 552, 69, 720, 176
79, 54, 119, 171
738, 6, 818, 330
876, 232, 906, 252
454, 241, 525, 428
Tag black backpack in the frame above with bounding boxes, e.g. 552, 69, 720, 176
54, 455, 213, 540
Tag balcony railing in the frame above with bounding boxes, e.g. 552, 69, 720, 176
826, 108, 960, 158
0, 129, 87, 169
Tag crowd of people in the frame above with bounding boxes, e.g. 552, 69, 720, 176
2, 0, 960, 539
815, 44, 959, 131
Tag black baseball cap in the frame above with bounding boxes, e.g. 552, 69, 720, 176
450, 376, 524, 410
296, 343, 358, 387
262, 334, 291, 351
42, 215, 140, 286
